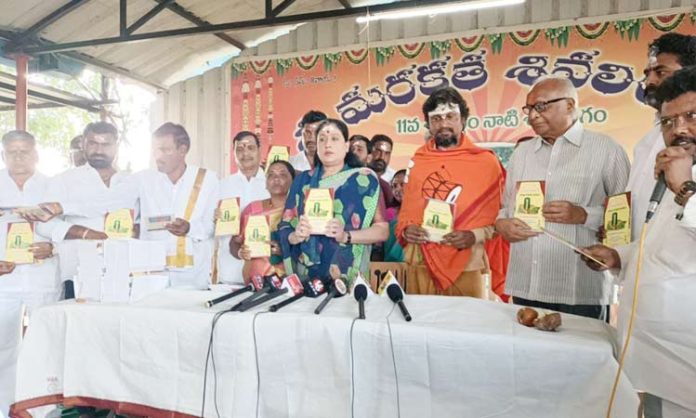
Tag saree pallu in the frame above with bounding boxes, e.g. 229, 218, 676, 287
278, 165, 381, 284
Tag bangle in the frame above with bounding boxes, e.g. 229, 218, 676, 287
81, 228, 89, 240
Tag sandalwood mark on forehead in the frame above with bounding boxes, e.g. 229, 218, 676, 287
428, 102, 460, 118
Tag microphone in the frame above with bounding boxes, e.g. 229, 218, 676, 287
314, 278, 347, 315
352, 274, 370, 320
646, 138, 696, 222
237, 274, 303, 312
269, 278, 326, 312
386, 283, 412, 322
204, 284, 254, 308
230, 274, 281, 311
645, 172, 667, 223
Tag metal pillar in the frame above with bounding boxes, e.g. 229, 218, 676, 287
15, 55, 29, 130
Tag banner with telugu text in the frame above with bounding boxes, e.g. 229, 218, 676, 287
230, 11, 696, 173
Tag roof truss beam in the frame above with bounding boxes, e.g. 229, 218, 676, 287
0, 74, 117, 113
127, 0, 176, 35
6, 0, 463, 55
271, 0, 298, 17
0, 30, 166, 90
19, 0, 92, 41
153, 0, 246, 50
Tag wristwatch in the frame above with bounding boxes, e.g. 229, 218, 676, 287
344, 230, 352, 244
675, 180, 696, 207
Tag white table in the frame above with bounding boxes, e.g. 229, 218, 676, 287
11, 290, 639, 418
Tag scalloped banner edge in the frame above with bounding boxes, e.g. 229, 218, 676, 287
231, 12, 690, 77
648, 14, 685, 32
509, 30, 541, 46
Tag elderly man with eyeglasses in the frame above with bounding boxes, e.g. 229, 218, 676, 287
495, 75, 630, 320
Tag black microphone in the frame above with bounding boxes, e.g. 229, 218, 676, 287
269, 293, 303, 312
352, 277, 369, 320
238, 274, 304, 312
269, 278, 326, 312
230, 274, 282, 311
645, 172, 667, 223
314, 278, 347, 315
237, 288, 288, 312
386, 283, 412, 322
204, 284, 254, 308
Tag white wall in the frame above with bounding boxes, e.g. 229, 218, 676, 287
150, 63, 232, 177
151, 0, 695, 175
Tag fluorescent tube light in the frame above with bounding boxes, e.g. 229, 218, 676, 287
356, 0, 525, 23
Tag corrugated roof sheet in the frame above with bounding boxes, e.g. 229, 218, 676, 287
0, 0, 392, 89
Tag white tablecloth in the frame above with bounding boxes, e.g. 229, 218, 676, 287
12, 290, 639, 418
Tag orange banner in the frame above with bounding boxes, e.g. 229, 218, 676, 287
230, 12, 696, 173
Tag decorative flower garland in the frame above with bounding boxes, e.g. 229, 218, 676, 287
230, 12, 692, 77
398, 43, 425, 59
509, 30, 541, 46
575, 22, 609, 39
454, 35, 484, 52
648, 14, 684, 32
296, 55, 319, 70
345, 49, 369, 64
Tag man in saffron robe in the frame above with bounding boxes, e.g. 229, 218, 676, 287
397, 87, 506, 297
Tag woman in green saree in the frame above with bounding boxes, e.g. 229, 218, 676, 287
277, 119, 388, 285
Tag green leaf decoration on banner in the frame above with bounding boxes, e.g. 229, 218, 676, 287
614, 19, 643, 41
487, 33, 503, 54
508, 30, 540, 46
231, 62, 248, 79
323, 52, 342, 72
429, 40, 451, 59
229, 12, 691, 84
374, 46, 395, 66
275, 58, 293, 76
544, 27, 570, 47
648, 14, 685, 32
575, 22, 609, 39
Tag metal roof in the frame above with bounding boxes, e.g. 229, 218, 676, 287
0, 0, 413, 90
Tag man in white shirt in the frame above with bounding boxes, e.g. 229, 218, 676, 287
288, 110, 326, 172
369, 134, 397, 182
495, 76, 630, 319
217, 131, 270, 284
68, 135, 86, 167
45, 122, 132, 295
129, 123, 219, 289
583, 66, 696, 418
626, 33, 696, 237
0, 131, 59, 417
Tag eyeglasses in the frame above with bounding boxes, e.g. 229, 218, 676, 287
522, 97, 570, 115
658, 110, 696, 131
